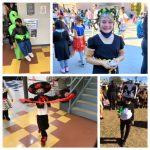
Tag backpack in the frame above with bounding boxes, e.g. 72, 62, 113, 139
137, 20, 144, 38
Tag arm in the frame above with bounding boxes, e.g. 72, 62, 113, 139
7, 88, 13, 102
115, 49, 125, 64
25, 26, 30, 39
85, 48, 114, 69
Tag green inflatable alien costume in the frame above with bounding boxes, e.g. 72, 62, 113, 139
8, 10, 30, 59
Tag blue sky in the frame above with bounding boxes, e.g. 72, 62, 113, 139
100, 76, 147, 84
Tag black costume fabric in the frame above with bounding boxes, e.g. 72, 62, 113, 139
88, 34, 125, 74
12, 25, 29, 43
53, 30, 70, 61
119, 101, 134, 142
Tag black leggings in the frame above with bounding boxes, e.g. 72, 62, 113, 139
120, 119, 132, 141
3, 110, 9, 118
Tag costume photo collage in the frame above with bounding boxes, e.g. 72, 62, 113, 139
2, 1, 148, 149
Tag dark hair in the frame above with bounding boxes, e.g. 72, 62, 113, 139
75, 15, 83, 22
55, 20, 64, 29
15, 18, 22, 23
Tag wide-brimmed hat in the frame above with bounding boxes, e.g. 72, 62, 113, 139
28, 82, 51, 94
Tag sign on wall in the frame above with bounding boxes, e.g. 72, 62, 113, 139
24, 19, 38, 38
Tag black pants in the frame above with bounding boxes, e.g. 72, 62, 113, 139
120, 119, 132, 141
37, 115, 49, 138
41, 129, 47, 138
3, 110, 9, 119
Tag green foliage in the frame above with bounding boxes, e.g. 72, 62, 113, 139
109, 76, 123, 85
136, 3, 142, 17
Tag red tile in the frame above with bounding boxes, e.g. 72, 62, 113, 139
6, 124, 22, 133
50, 113, 61, 119
19, 134, 38, 147
24, 124, 38, 133
50, 107, 59, 112
44, 52, 50, 57
16, 111, 28, 116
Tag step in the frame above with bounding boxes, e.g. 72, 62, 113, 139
87, 83, 97, 89
79, 94, 97, 103
83, 88, 97, 96
75, 100, 97, 112
91, 77, 97, 83
71, 107, 97, 122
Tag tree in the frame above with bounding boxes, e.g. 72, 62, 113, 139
109, 76, 123, 85
136, 3, 142, 17
131, 3, 135, 12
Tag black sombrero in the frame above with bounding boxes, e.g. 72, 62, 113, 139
28, 82, 51, 94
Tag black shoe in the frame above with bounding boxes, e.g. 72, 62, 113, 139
120, 139, 125, 147
100, 117, 104, 120
6, 117, 10, 121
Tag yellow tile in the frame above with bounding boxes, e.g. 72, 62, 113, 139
56, 110, 67, 116
3, 129, 29, 147
13, 113, 37, 128
47, 124, 58, 134
51, 103, 60, 109
29, 53, 50, 73
30, 141, 41, 147
3, 59, 21, 74
42, 47, 50, 52
48, 116, 56, 123
32, 46, 42, 49
31, 131, 41, 140
48, 110, 55, 115
45, 134, 60, 147
57, 116, 71, 123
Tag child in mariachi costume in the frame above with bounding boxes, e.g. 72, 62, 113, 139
12, 18, 33, 62
86, 8, 125, 74
21, 82, 75, 146
21, 82, 59, 146
3, 80, 13, 121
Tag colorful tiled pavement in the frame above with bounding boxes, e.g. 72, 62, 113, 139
3, 80, 97, 147
3, 44, 50, 74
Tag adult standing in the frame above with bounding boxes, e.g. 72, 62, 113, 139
141, 13, 148, 74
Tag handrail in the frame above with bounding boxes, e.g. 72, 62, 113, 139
68, 77, 93, 113
68, 77, 85, 113
67, 77, 79, 87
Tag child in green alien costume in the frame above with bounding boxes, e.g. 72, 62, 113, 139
8, 10, 24, 60
12, 18, 34, 62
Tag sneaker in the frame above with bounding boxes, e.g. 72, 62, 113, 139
60, 68, 65, 74
65, 67, 69, 72
29, 53, 34, 58
25, 56, 31, 62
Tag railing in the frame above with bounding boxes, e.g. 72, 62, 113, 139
68, 77, 93, 113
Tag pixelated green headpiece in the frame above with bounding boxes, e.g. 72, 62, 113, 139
97, 8, 119, 22
9, 10, 19, 24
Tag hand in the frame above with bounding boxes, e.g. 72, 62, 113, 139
20, 99, 26, 103
101, 61, 115, 70
114, 58, 120, 65
13, 43, 16, 49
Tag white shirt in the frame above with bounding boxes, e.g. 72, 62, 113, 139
37, 103, 48, 115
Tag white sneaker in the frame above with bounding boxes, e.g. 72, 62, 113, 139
29, 53, 34, 58
25, 56, 31, 62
